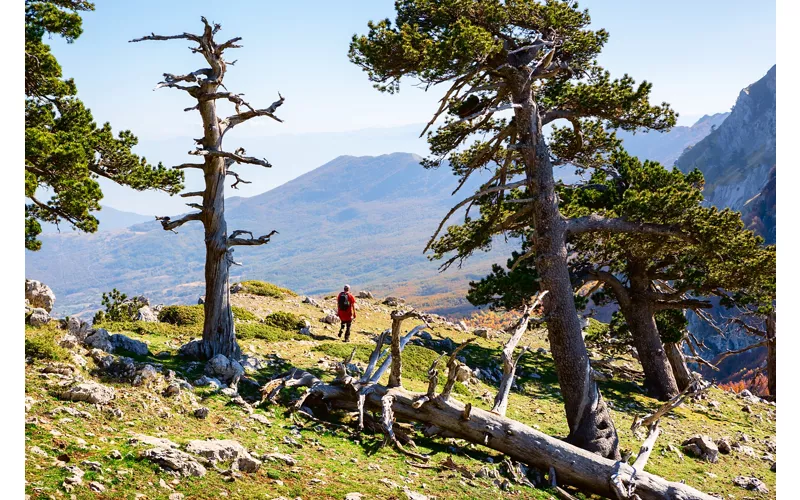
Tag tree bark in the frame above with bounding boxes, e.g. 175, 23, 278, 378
508, 69, 619, 459
766, 312, 776, 398
665, 341, 693, 392
625, 270, 679, 401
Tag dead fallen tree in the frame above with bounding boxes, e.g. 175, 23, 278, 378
263, 309, 717, 500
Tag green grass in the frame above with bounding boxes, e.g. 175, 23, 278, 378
25, 324, 70, 361
24, 295, 776, 500
237, 280, 297, 299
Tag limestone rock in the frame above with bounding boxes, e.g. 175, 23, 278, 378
136, 306, 158, 322
27, 308, 50, 327
194, 407, 210, 419
205, 354, 244, 384
26, 279, 56, 312
140, 447, 206, 477
128, 434, 179, 449
357, 291, 374, 299
715, 437, 732, 454
383, 296, 405, 307
193, 376, 223, 390
303, 296, 321, 307
473, 328, 491, 339
185, 439, 255, 465
321, 314, 339, 324
58, 333, 79, 349
110, 333, 150, 356
230, 283, 244, 293
681, 435, 719, 463
733, 476, 769, 493
84, 328, 115, 353
59, 382, 116, 405
263, 452, 296, 466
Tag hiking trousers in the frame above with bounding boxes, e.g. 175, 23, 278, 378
339, 320, 352, 341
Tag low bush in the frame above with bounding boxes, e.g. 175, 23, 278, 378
263, 311, 305, 331
25, 326, 70, 361
158, 305, 204, 326
237, 281, 297, 299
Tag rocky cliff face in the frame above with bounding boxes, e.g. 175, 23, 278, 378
675, 66, 776, 363
677, 65, 776, 213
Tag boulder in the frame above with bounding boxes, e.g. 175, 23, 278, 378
27, 308, 50, 327
26, 279, 56, 312
197, 296, 205, 305
84, 328, 115, 352
178, 339, 204, 359
263, 452, 297, 466
205, 354, 244, 384
357, 291, 374, 299
733, 476, 769, 493
58, 333, 79, 349
383, 296, 405, 307
59, 382, 116, 405
320, 314, 339, 324
473, 328, 491, 339
136, 306, 159, 323
681, 435, 719, 463
303, 296, 321, 307
193, 376, 223, 390
110, 333, 150, 356
128, 433, 179, 449
230, 283, 244, 293
715, 437, 732, 454
133, 364, 159, 386
194, 407, 210, 419
140, 447, 206, 477
185, 439, 253, 464
240, 355, 263, 374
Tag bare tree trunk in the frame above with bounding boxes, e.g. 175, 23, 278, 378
289, 373, 716, 500
665, 340, 693, 392
508, 70, 619, 459
132, 18, 284, 360
766, 311, 776, 398
492, 304, 532, 416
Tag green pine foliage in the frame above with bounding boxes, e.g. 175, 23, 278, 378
25, 0, 183, 251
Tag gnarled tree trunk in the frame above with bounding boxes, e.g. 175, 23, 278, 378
132, 18, 284, 360
508, 69, 619, 459
766, 311, 776, 398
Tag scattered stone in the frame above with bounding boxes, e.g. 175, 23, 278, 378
140, 447, 206, 477
48, 406, 92, 419
193, 375, 223, 390
84, 328, 115, 353
303, 296, 321, 307
185, 439, 252, 464
133, 364, 159, 386
26, 279, 56, 312
62, 465, 84, 487
163, 383, 181, 397
345, 493, 364, 500
194, 407, 210, 419
733, 476, 769, 493
383, 296, 405, 307
715, 437, 732, 454
263, 452, 296, 466
320, 314, 339, 324
357, 291, 374, 299
472, 328, 491, 339
88, 481, 105, 493
136, 306, 159, 322
27, 308, 50, 326
681, 435, 719, 463
235, 454, 262, 473
250, 413, 271, 425
29, 446, 48, 457
708, 400, 720, 409
109, 450, 122, 460
230, 283, 244, 293
169, 494, 185, 500
742, 405, 753, 414
59, 382, 116, 405
129, 434, 179, 449
240, 355, 263, 374
477, 466, 500, 479
403, 488, 428, 500
205, 354, 244, 385
732, 443, 757, 458
220, 387, 239, 398
58, 333, 80, 349
82, 461, 102, 472
110, 333, 150, 356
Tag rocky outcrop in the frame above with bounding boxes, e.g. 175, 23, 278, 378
27, 308, 50, 327
59, 382, 116, 405
140, 447, 207, 477
185, 439, 261, 472
205, 354, 244, 385
681, 435, 719, 463
26, 279, 56, 312
136, 306, 159, 322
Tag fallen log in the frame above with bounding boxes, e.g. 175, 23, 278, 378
281, 370, 716, 500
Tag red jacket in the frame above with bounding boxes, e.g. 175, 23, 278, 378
337, 292, 356, 322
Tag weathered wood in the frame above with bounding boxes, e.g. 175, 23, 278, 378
492, 301, 537, 415
665, 341, 693, 391
292, 372, 715, 500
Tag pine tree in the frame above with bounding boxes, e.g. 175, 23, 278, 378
350, 0, 679, 458
131, 18, 285, 360
25, 0, 183, 251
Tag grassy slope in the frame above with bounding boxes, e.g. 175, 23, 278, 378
25, 287, 776, 499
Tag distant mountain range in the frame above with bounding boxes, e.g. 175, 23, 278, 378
39, 205, 153, 234
26, 153, 516, 318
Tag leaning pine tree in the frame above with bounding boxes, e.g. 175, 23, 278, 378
131, 18, 285, 359
350, 0, 681, 458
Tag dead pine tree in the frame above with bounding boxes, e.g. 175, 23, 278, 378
262, 310, 718, 500
131, 17, 285, 359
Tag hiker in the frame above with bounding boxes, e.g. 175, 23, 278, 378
337, 284, 356, 342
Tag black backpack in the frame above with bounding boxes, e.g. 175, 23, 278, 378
338, 292, 351, 311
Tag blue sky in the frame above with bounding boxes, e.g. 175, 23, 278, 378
47, 0, 776, 216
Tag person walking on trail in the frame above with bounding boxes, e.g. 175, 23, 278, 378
337, 285, 356, 342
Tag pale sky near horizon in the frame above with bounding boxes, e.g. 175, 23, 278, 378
47, 0, 776, 216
